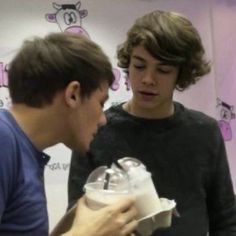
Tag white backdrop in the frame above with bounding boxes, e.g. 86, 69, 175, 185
0, 0, 235, 231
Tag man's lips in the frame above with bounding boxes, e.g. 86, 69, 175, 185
138, 91, 159, 101
139, 91, 158, 96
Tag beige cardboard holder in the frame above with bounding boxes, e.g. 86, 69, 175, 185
136, 198, 176, 236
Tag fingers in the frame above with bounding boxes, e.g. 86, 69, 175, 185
121, 219, 138, 235
71, 197, 139, 236
105, 200, 138, 236
121, 205, 137, 223
120, 206, 138, 236
76, 195, 91, 212
77, 195, 86, 205
110, 197, 136, 213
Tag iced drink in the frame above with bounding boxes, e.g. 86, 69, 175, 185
129, 170, 162, 219
84, 158, 177, 236
84, 182, 131, 210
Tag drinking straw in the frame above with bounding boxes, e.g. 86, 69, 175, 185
103, 169, 114, 190
114, 160, 126, 171
103, 172, 110, 190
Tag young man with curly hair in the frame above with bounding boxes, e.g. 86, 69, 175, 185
68, 10, 236, 236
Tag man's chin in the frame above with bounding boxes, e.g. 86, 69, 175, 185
64, 142, 89, 155
75, 145, 88, 155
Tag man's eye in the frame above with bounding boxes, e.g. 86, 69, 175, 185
134, 64, 145, 70
158, 68, 172, 74
100, 101, 105, 108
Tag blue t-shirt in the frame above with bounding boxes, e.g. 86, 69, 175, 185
0, 109, 50, 236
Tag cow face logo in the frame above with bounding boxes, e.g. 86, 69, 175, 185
45, 1, 89, 38
0, 62, 8, 88
110, 69, 131, 91
217, 98, 235, 141
0, 87, 11, 109
111, 68, 121, 91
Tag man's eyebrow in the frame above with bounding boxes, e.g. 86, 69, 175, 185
132, 55, 172, 66
158, 62, 173, 66
132, 55, 146, 62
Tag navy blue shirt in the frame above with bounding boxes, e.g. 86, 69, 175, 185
0, 109, 50, 236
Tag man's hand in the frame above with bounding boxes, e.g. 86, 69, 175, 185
67, 196, 138, 236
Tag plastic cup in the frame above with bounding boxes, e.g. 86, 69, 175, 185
113, 157, 162, 219
84, 182, 131, 210
84, 157, 177, 236
128, 168, 162, 220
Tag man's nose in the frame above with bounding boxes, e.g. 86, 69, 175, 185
98, 113, 107, 127
141, 71, 156, 85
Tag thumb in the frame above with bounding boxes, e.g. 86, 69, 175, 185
75, 195, 92, 215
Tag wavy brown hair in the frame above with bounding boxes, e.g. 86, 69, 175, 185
117, 10, 210, 91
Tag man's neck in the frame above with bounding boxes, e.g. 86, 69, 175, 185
9, 104, 62, 150
123, 100, 175, 119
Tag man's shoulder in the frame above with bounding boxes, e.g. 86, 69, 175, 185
0, 113, 14, 135
181, 104, 217, 126
174, 103, 219, 135
94, 104, 127, 139
105, 103, 122, 116
0, 111, 22, 167
104, 103, 128, 124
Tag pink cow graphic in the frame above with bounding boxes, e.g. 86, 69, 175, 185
45, 2, 127, 93
0, 62, 9, 87
0, 88, 11, 109
111, 68, 121, 91
0, 62, 11, 108
124, 74, 131, 91
111, 68, 131, 91
45, 1, 89, 38
217, 98, 235, 141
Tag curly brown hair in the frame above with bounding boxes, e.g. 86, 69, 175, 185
117, 10, 211, 91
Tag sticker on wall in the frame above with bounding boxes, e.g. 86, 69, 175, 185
111, 68, 131, 91
45, 2, 130, 94
111, 68, 121, 91
0, 87, 11, 109
0, 62, 8, 87
45, 1, 90, 38
217, 98, 235, 141
124, 74, 131, 91
0, 62, 11, 109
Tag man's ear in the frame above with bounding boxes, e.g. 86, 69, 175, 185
64, 81, 81, 108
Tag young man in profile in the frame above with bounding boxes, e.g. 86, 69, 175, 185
0, 32, 138, 236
